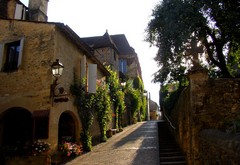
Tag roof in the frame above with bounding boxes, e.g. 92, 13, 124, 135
111, 34, 136, 55
82, 32, 136, 56
94, 31, 118, 50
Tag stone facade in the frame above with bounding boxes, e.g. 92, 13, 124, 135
94, 47, 119, 72
167, 69, 240, 164
0, 18, 109, 160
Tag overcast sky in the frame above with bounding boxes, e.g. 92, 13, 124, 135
21, 0, 160, 105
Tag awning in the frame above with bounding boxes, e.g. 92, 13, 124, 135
33, 110, 50, 118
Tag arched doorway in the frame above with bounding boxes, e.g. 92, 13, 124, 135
0, 107, 33, 154
58, 112, 76, 143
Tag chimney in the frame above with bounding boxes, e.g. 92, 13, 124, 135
28, 0, 48, 22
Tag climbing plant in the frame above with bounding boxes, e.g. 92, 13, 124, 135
141, 94, 147, 121
133, 76, 144, 92
128, 88, 141, 123
70, 72, 94, 152
132, 76, 146, 121
124, 80, 142, 123
94, 82, 112, 142
117, 89, 126, 130
106, 66, 126, 131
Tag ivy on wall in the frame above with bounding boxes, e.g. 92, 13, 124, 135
70, 67, 147, 150
94, 82, 112, 142
70, 73, 94, 152
125, 88, 141, 123
106, 66, 126, 131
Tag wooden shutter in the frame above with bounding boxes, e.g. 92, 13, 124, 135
88, 64, 97, 93
14, 4, 23, 20
0, 43, 4, 71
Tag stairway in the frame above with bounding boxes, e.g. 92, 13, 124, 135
158, 121, 187, 165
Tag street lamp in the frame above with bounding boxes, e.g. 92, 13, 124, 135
51, 59, 64, 78
50, 59, 64, 98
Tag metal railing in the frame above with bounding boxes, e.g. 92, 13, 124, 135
162, 109, 176, 130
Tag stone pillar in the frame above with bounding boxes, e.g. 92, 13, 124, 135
188, 68, 209, 114
28, 0, 49, 22
187, 68, 209, 164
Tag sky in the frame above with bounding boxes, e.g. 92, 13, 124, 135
21, 0, 161, 105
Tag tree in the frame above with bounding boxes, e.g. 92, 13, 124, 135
146, 0, 240, 84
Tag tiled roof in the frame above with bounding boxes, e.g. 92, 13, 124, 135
111, 34, 136, 55
82, 32, 136, 56
94, 31, 118, 50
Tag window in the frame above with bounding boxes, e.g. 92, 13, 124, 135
0, 38, 24, 72
119, 59, 127, 73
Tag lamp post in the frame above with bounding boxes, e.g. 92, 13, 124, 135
143, 90, 150, 121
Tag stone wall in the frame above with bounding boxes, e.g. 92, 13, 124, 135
168, 69, 240, 164
200, 129, 240, 165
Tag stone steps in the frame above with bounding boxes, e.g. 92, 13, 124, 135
158, 121, 187, 165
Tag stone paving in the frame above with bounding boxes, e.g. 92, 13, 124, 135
64, 121, 160, 165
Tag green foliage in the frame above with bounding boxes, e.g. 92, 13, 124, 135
117, 89, 126, 129
124, 78, 146, 123
160, 83, 184, 115
227, 43, 240, 77
146, 0, 240, 84
70, 73, 94, 152
125, 87, 141, 123
141, 95, 147, 121
132, 77, 146, 121
106, 66, 126, 130
94, 83, 112, 142
133, 76, 144, 92
80, 132, 92, 152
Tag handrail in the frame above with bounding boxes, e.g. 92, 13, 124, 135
163, 110, 176, 130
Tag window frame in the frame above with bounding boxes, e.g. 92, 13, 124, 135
0, 37, 24, 72
119, 59, 127, 74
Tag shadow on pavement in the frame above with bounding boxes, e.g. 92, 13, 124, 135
114, 121, 160, 165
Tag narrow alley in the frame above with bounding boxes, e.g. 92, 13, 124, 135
64, 121, 159, 165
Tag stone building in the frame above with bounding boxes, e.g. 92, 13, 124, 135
0, 0, 109, 162
82, 31, 142, 81
82, 31, 144, 126
149, 99, 159, 120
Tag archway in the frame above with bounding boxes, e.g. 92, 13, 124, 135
0, 107, 33, 153
58, 112, 76, 143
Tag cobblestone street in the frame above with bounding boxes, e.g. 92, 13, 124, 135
64, 121, 159, 165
